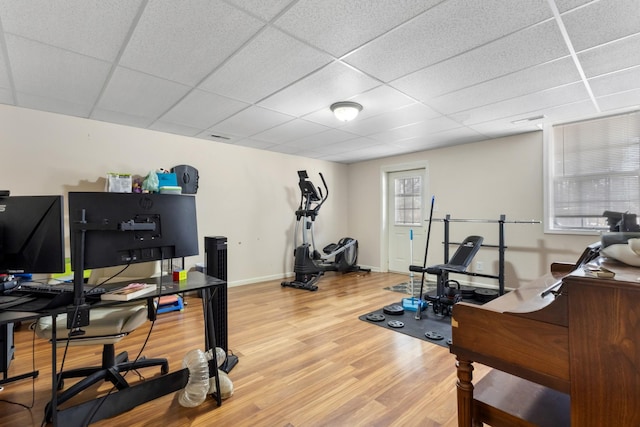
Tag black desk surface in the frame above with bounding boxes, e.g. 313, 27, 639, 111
111, 270, 225, 294
2, 271, 225, 313
96, 270, 225, 302
0, 309, 41, 325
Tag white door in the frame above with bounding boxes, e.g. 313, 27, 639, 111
387, 169, 427, 273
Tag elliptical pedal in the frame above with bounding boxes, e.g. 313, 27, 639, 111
281, 281, 318, 291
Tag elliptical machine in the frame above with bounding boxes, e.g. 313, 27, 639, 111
282, 170, 369, 291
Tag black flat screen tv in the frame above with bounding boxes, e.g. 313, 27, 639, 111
68, 192, 199, 270
0, 195, 65, 274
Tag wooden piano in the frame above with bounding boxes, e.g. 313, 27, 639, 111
450, 259, 640, 426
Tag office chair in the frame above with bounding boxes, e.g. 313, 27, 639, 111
35, 262, 168, 413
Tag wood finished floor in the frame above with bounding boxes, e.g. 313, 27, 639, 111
1, 272, 489, 426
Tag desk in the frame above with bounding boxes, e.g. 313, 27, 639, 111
46, 271, 226, 426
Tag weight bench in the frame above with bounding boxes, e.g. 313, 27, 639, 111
410, 235, 484, 315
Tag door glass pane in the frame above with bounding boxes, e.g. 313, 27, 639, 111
394, 176, 422, 225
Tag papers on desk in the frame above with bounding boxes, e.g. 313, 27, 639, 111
101, 283, 157, 301
584, 263, 616, 278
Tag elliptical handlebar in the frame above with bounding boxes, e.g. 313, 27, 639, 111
314, 172, 329, 211
296, 170, 328, 220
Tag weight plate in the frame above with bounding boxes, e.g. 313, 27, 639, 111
424, 331, 444, 340
474, 288, 499, 302
387, 320, 404, 328
446, 338, 453, 346
365, 313, 386, 322
383, 304, 404, 315
460, 285, 476, 298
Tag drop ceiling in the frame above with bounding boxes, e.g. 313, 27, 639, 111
1, 0, 639, 164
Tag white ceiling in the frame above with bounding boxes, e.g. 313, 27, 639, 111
1, 0, 639, 164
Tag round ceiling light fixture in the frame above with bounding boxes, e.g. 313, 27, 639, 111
330, 101, 363, 122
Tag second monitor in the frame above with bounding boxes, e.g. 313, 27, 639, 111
68, 192, 199, 271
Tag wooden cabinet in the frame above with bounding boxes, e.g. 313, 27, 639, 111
450, 262, 640, 426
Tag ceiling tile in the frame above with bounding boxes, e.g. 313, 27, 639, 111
209, 105, 294, 137
468, 99, 597, 136
148, 121, 203, 137
0, 0, 143, 61
391, 20, 568, 100
395, 127, 484, 151
562, 0, 640, 52
426, 58, 581, 114
339, 103, 440, 136
323, 137, 385, 153
597, 88, 640, 113
578, 33, 640, 78
95, 67, 191, 120
344, 0, 552, 82
265, 143, 302, 155
554, 0, 594, 13
91, 108, 155, 129
7, 35, 111, 109
225, 0, 294, 21
274, 0, 439, 57
589, 66, 640, 98
449, 82, 591, 125
0, 87, 12, 104
159, 89, 249, 129
119, 0, 265, 85
0, 41, 10, 90
369, 116, 461, 142
234, 138, 278, 150
283, 128, 360, 149
324, 143, 404, 163
251, 118, 329, 143
17, 92, 93, 117
306, 141, 357, 155
257, 61, 380, 116
199, 27, 332, 103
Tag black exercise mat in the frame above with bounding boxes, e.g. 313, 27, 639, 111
359, 303, 452, 348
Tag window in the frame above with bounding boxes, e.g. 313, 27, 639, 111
545, 110, 640, 233
394, 176, 422, 225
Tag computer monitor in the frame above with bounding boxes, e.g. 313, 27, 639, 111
0, 195, 65, 274
68, 192, 199, 271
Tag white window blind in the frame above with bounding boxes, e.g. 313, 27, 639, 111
548, 111, 640, 232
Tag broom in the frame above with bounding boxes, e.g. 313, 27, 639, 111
415, 195, 435, 320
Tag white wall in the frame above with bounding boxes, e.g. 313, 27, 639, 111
0, 105, 348, 286
2, 104, 599, 290
348, 132, 597, 289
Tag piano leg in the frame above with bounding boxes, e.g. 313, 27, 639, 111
456, 357, 476, 427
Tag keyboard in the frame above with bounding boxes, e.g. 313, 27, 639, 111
17, 282, 107, 296
1, 283, 108, 311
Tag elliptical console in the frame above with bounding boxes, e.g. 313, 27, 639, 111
282, 171, 369, 291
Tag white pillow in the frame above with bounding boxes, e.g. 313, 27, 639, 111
601, 240, 640, 266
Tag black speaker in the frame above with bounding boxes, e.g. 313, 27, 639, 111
205, 236, 227, 281
171, 164, 199, 194
204, 236, 236, 372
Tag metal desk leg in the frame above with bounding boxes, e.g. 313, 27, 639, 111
201, 287, 221, 407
